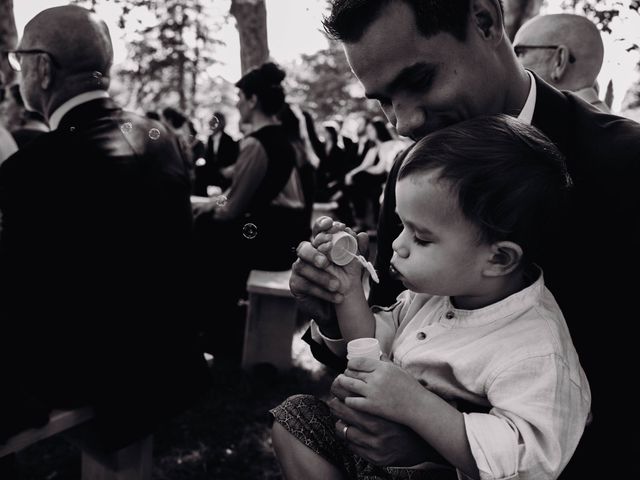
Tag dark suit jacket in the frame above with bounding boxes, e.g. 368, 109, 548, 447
0, 97, 211, 449
305, 74, 640, 477
194, 131, 239, 194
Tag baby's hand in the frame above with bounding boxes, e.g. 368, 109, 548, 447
338, 357, 427, 425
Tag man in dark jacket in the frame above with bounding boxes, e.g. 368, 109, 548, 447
0, 5, 211, 450
194, 111, 239, 194
289, 1, 640, 478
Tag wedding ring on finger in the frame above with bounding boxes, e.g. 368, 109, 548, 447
342, 423, 350, 441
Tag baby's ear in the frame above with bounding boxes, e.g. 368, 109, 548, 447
484, 241, 523, 277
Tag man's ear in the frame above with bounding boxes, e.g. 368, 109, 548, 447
470, 0, 505, 45
483, 240, 523, 277
550, 45, 571, 83
37, 55, 53, 90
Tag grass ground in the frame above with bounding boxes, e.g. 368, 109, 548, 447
7, 326, 335, 480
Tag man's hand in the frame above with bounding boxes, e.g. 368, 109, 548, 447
329, 370, 431, 467
191, 199, 217, 219
290, 217, 351, 335
312, 227, 369, 299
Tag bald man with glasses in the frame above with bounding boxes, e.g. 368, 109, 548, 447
0, 5, 211, 451
513, 13, 610, 112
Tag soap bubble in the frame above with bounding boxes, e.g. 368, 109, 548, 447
216, 195, 228, 207
209, 115, 220, 132
242, 223, 258, 239
92, 71, 103, 86
120, 122, 133, 134
148, 128, 161, 140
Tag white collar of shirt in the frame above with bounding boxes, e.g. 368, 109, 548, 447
573, 87, 599, 105
440, 267, 544, 328
48, 90, 110, 131
0, 126, 18, 164
212, 130, 222, 153
517, 70, 537, 125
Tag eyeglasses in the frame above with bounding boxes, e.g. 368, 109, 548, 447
5, 49, 60, 72
513, 45, 576, 64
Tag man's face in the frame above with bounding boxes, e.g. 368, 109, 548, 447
236, 90, 252, 124
343, 1, 501, 141
15, 36, 44, 114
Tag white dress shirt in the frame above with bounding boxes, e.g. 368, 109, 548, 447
312, 271, 590, 479
48, 90, 110, 131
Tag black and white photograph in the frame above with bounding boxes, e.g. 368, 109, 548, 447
1, 1, 639, 479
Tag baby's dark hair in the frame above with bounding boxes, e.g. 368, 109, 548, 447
235, 62, 287, 116
398, 114, 571, 264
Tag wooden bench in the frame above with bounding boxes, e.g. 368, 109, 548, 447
242, 269, 297, 371
0, 406, 153, 480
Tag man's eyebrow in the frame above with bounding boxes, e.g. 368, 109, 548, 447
365, 62, 436, 100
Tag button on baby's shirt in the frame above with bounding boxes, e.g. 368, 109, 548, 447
445, 311, 455, 319
416, 331, 427, 340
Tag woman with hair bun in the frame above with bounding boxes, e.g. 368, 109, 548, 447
193, 62, 309, 361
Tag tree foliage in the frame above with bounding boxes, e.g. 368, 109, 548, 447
286, 39, 381, 122
0, 0, 17, 86
72, 0, 226, 119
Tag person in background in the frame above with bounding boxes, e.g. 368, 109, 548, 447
316, 120, 347, 203
344, 117, 393, 232
192, 62, 309, 362
0, 71, 18, 164
162, 106, 196, 183
0, 4, 211, 452
302, 109, 325, 166
188, 119, 206, 171
289, 1, 640, 478
196, 111, 239, 195
273, 114, 590, 480
145, 110, 161, 121
513, 13, 611, 112
279, 103, 319, 241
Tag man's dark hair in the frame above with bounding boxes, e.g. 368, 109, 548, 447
398, 114, 571, 264
323, 0, 503, 43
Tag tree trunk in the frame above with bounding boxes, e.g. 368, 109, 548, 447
503, 0, 543, 41
0, 0, 18, 86
230, 0, 269, 75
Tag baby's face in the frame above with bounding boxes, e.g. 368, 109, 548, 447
391, 173, 491, 300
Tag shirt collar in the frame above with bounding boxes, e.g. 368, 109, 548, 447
440, 267, 544, 328
517, 70, 537, 125
48, 90, 110, 131
572, 87, 599, 105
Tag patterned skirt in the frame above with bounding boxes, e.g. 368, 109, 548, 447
269, 394, 457, 480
